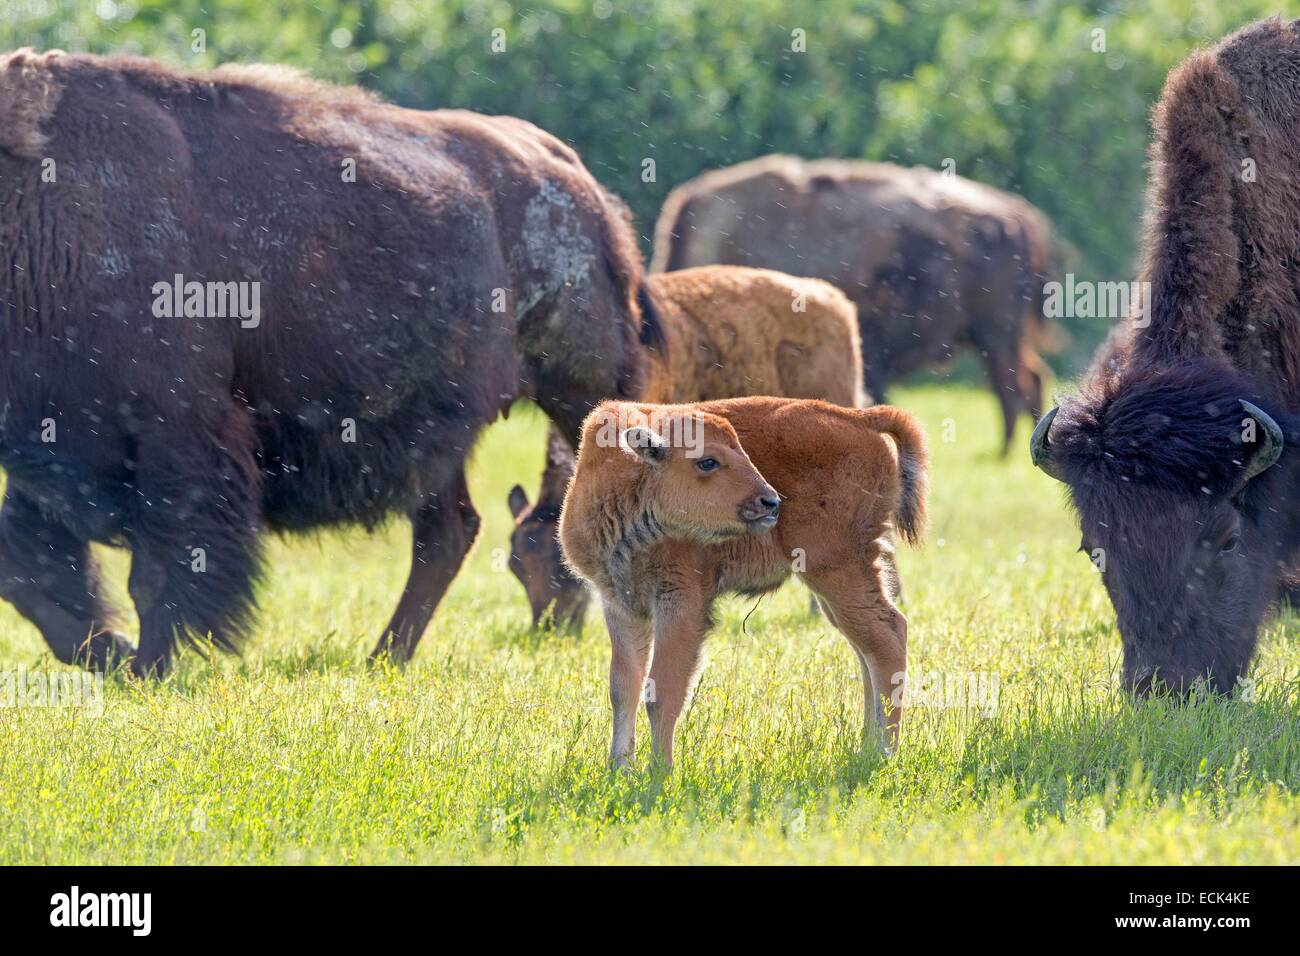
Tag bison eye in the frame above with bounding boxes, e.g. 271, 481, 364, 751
695, 457, 720, 473
1220, 535, 1240, 554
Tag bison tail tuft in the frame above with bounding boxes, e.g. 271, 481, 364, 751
859, 405, 928, 546
0, 49, 65, 160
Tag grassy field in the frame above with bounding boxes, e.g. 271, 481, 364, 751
1, 383, 1297, 864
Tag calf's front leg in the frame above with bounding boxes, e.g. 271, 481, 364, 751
645, 585, 710, 769
604, 604, 652, 769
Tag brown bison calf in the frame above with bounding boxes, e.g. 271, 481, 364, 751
509, 265, 865, 627
558, 397, 927, 768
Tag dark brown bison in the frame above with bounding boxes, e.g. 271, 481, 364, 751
0, 50, 657, 676
651, 155, 1057, 453
1030, 18, 1300, 694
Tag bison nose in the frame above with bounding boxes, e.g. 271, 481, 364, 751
760, 495, 781, 515
1129, 671, 1155, 698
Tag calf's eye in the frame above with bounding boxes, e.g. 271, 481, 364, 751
695, 457, 720, 473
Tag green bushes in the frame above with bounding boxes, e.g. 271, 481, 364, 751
2, 0, 1290, 353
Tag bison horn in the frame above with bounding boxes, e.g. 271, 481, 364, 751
1029, 406, 1064, 481
1240, 400, 1284, 481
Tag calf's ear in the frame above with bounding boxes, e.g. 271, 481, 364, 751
620, 426, 668, 466
508, 484, 530, 518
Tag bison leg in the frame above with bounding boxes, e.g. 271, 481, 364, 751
804, 564, 907, 754
978, 344, 1029, 457
125, 419, 263, 678
1019, 343, 1050, 423
370, 470, 480, 663
604, 604, 653, 769
645, 584, 710, 769
0, 489, 132, 669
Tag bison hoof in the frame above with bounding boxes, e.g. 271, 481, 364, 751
80, 631, 135, 672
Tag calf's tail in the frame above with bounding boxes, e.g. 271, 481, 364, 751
858, 405, 928, 546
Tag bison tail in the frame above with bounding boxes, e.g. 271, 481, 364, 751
0, 49, 64, 160
636, 276, 668, 355
648, 185, 694, 274
858, 405, 928, 546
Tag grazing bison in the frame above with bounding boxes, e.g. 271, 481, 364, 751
1030, 18, 1300, 694
559, 397, 927, 767
651, 155, 1056, 453
0, 51, 657, 675
508, 265, 865, 628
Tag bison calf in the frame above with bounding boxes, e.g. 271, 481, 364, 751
509, 265, 865, 628
558, 397, 927, 768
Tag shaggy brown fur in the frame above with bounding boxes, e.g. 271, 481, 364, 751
559, 397, 928, 767
508, 265, 865, 627
1134, 20, 1300, 394
1033, 18, 1300, 692
639, 266, 866, 406
0, 50, 656, 675
652, 155, 1057, 452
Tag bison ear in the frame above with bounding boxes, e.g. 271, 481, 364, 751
508, 484, 530, 518
620, 426, 668, 466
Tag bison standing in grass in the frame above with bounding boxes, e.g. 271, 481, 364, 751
652, 155, 1056, 453
508, 265, 865, 627
0, 51, 657, 675
559, 397, 927, 766
1030, 18, 1300, 694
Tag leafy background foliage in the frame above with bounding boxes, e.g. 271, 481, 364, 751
3, 0, 1295, 361
2, 3, 1299, 864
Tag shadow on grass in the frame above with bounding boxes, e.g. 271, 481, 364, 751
951, 677, 1300, 815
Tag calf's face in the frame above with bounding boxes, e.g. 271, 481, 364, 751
620, 417, 780, 540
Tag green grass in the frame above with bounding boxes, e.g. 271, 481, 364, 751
1, 384, 1297, 864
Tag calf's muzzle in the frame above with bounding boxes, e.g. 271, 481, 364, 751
739, 488, 781, 530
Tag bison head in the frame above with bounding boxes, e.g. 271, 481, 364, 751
507, 485, 589, 631
1031, 360, 1295, 695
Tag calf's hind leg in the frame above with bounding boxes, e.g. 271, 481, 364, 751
0, 490, 133, 669
804, 563, 908, 753
371, 470, 480, 663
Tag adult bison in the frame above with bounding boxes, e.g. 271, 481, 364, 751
0, 51, 656, 676
651, 155, 1056, 453
1030, 18, 1300, 694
